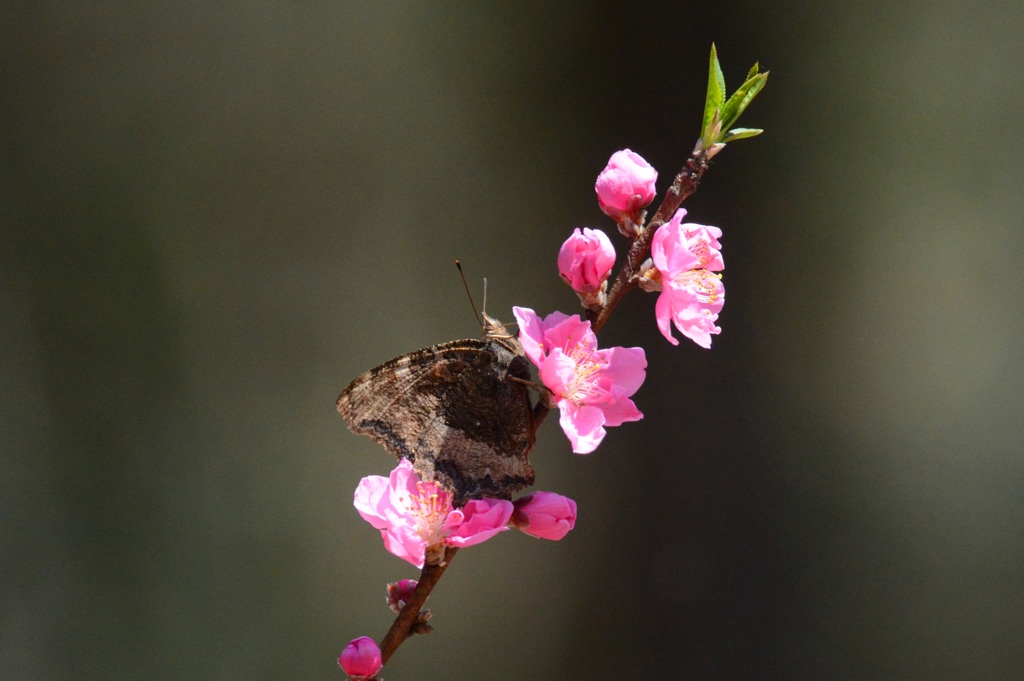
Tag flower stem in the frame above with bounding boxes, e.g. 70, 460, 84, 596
379, 546, 459, 666
589, 147, 710, 333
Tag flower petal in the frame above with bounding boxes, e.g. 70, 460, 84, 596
541, 312, 595, 355
598, 345, 647, 396
558, 402, 607, 454
652, 210, 702, 274
446, 498, 514, 547
597, 392, 644, 427
538, 348, 577, 397
381, 525, 427, 568
353, 474, 392, 529
513, 306, 546, 365
674, 304, 721, 349
655, 290, 680, 345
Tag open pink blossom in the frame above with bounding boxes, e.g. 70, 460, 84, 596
339, 636, 382, 680
513, 307, 646, 454
595, 149, 658, 223
354, 459, 513, 568
558, 227, 615, 293
512, 492, 577, 540
650, 208, 725, 348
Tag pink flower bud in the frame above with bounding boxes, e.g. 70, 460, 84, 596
595, 149, 658, 222
339, 636, 382, 680
386, 579, 419, 613
512, 492, 578, 541
558, 227, 615, 293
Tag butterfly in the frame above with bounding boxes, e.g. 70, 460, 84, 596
337, 313, 549, 507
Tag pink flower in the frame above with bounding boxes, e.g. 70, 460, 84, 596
354, 459, 513, 568
513, 307, 646, 454
650, 209, 725, 348
339, 636, 382, 680
512, 492, 577, 540
595, 149, 658, 223
558, 227, 615, 293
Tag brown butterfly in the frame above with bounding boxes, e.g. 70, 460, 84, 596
337, 314, 549, 507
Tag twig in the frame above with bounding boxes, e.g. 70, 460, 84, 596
379, 546, 459, 665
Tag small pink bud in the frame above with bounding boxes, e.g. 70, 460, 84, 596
512, 492, 578, 541
558, 227, 615, 293
595, 149, 658, 224
339, 636, 382, 680
386, 579, 419, 613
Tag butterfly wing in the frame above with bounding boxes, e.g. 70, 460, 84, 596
337, 339, 539, 504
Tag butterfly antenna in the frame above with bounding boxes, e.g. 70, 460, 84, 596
455, 260, 484, 328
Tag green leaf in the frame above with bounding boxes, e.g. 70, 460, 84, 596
711, 44, 726, 104
702, 44, 726, 142
719, 71, 768, 135
745, 62, 760, 82
720, 127, 764, 143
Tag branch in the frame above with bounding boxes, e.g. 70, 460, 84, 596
379, 546, 459, 665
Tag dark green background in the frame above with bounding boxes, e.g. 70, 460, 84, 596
4, 2, 1023, 679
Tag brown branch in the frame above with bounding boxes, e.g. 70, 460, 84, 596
379, 546, 459, 666
589, 146, 710, 333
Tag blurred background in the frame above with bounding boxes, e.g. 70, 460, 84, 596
3, 2, 1023, 679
